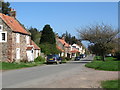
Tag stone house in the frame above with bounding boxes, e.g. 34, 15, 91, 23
0, 11, 40, 62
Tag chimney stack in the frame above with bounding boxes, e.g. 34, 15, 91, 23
9, 8, 16, 18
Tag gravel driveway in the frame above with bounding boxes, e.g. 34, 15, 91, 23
2, 55, 118, 88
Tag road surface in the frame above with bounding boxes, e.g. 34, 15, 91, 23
2, 55, 118, 88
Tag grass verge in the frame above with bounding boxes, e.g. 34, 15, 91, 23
101, 79, 120, 89
0, 56, 45, 70
85, 56, 120, 71
0, 61, 45, 70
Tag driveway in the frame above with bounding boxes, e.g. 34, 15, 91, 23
2, 55, 118, 88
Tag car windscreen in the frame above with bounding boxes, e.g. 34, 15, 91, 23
47, 55, 53, 58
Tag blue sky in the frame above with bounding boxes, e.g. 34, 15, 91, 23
10, 2, 118, 47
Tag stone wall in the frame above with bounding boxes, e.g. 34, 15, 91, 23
0, 18, 13, 62
12, 33, 31, 62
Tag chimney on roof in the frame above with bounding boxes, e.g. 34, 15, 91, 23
9, 8, 16, 18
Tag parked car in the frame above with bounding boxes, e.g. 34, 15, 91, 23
74, 56, 81, 61
47, 54, 62, 64
79, 54, 86, 58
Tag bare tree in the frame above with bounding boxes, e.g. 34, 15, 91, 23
77, 23, 118, 61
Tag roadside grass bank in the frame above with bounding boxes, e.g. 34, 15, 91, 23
0, 56, 71, 70
0, 56, 45, 70
85, 56, 120, 71
101, 79, 120, 89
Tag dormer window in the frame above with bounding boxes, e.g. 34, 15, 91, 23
0, 25, 3, 31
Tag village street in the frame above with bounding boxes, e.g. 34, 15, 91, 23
2, 55, 118, 88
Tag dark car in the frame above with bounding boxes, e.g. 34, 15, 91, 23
47, 54, 62, 64
75, 56, 81, 61
79, 54, 86, 58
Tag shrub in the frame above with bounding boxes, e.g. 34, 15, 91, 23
65, 57, 71, 61
34, 56, 45, 63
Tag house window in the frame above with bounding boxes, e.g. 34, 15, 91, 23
0, 25, 3, 31
0, 32, 7, 42
16, 33, 20, 43
2, 33, 5, 40
16, 48, 20, 59
26, 36, 29, 44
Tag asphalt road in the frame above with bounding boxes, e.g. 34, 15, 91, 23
2, 55, 118, 88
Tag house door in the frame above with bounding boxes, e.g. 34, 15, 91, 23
27, 49, 34, 62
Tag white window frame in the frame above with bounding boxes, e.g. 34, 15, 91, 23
0, 25, 3, 31
16, 48, 20, 59
16, 33, 20, 43
26, 35, 29, 44
0, 31, 7, 42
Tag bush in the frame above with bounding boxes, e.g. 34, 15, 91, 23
65, 57, 71, 61
40, 43, 60, 55
34, 56, 45, 63
115, 51, 120, 60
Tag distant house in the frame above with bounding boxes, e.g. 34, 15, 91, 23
70, 45, 80, 57
0, 9, 41, 62
71, 44, 85, 57
72, 44, 82, 54
56, 36, 71, 58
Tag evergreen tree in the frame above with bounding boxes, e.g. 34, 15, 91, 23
61, 31, 82, 45
40, 24, 59, 55
40, 24, 56, 44
0, 1, 11, 15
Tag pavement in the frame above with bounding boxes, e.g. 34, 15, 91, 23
2, 55, 118, 88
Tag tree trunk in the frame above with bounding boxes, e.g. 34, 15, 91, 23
102, 55, 105, 61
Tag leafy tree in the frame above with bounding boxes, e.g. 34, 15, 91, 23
1, 1, 11, 15
29, 27, 41, 45
77, 23, 118, 61
40, 24, 56, 44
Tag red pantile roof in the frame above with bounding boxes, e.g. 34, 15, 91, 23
56, 46, 64, 52
26, 47, 33, 50
58, 39, 70, 48
71, 48, 79, 53
30, 40, 40, 50
0, 13, 30, 35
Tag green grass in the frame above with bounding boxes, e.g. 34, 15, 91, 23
101, 80, 120, 89
85, 56, 120, 71
0, 61, 45, 70
61, 59, 67, 63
